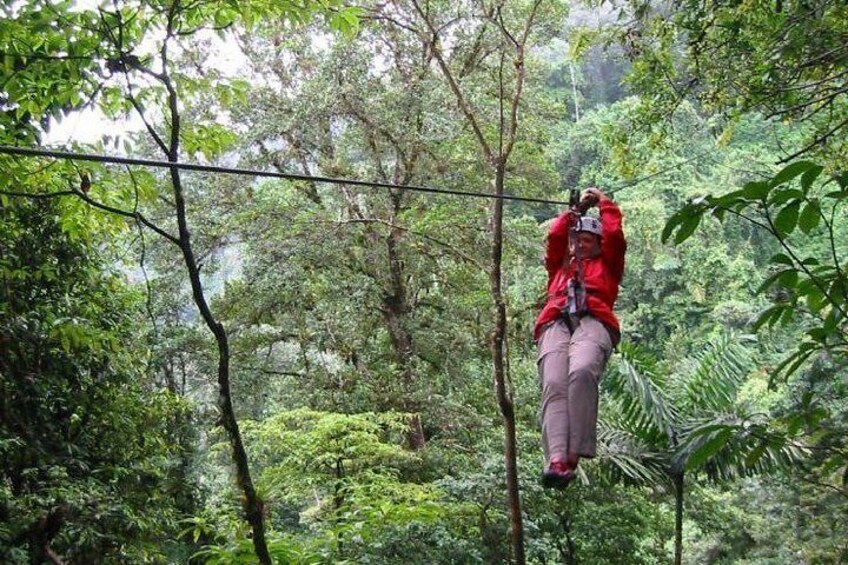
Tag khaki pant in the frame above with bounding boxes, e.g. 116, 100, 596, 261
537, 316, 612, 464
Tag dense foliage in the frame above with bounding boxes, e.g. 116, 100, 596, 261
1, 0, 846, 563
0, 199, 191, 562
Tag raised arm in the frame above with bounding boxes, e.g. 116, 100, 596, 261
544, 210, 575, 280
589, 188, 626, 280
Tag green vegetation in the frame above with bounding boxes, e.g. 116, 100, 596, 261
1, 0, 846, 563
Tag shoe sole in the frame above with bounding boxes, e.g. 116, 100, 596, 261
541, 470, 575, 489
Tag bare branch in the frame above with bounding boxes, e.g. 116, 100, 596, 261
410, 0, 495, 163
778, 114, 848, 163
336, 217, 484, 269
126, 89, 169, 154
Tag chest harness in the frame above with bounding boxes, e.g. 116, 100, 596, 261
561, 189, 595, 332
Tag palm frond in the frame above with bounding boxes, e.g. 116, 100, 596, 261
605, 342, 677, 441
674, 333, 754, 413
596, 425, 669, 485
673, 412, 807, 480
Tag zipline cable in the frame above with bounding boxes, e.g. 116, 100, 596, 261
0, 145, 700, 206
0, 145, 572, 207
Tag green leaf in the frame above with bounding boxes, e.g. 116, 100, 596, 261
805, 288, 828, 314
753, 305, 789, 330
779, 306, 795, 325
771, 160, 817, 187
684, 428, 733, 470
824, 190, 848, 200
742, 180, 770, 200
768, 253, 794, 267
712, 189, 744, 207
828, 279, 845, 307
770, 188, 803, 205
797, 200, 821, 233
823, 308, 840, 332
773, 201, 800, 235
800, 164, 824, 192
569, 28, 598, 59
771, 347, 816, 384
674, 214, 702, 245
661, 205, 699, 244
744, 439, 769, 467
807, 327, 829, 342
786, 413, 805, 436
756, 269, 796, 294
777, 269, 798, 288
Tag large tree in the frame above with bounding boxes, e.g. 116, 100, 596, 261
1, 1, 359, 562
606, 0, 848, 162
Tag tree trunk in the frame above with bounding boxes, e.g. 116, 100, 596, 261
381, 190, 426, 448
673, 470, 684, 565
169, 166, 271, 565
557, 510, 578, 565
491, 160, 525, 564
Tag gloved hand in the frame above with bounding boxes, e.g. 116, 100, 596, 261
579, 187, 611, 211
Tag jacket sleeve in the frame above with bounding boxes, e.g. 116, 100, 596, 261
599, 198, 626, 281
544, 211, 573, 283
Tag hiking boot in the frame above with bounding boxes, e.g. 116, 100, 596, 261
541, 459, 576, 489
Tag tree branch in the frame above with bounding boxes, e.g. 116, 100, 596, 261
778, 114, 848, 163
410, 0, 494, 163
760, 202, 848, 320
335, 217, 484, 270
0, 188, 180, 244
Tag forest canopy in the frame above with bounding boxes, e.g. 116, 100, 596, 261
1, 0, 846, 563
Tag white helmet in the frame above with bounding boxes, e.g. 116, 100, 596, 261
574, 216, 602, 236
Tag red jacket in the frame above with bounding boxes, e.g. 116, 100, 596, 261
534, 198, 626, 340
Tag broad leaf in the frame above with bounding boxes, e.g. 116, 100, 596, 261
662, 205, 701, 244
771, 160, 817, 187
674, 213, 702, 245
756, 268, 797, 294
768, 253, 794, 267
805, 289, 828, 314
770, 188, 803, 205
800, 164, 824, 192
773, 201, 800, 235
741, 180, 770, 200
797, 200, 821, 233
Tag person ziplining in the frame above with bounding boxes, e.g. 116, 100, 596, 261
534, 187, 626, 488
